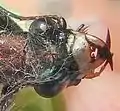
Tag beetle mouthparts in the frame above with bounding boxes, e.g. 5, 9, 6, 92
106, 29, 113, 71
108, 53, 113, 71
85, 28, 113, 71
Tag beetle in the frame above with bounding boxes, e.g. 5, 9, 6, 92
0, 5, 113, 110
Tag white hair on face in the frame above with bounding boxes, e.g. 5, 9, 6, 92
38, 0, 72, 18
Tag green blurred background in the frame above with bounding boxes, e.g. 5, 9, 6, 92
12, 87, 66, 111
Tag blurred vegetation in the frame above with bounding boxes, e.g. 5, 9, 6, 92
12, 87, 66, 111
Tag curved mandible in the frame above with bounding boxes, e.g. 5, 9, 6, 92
85, 29, 113, 71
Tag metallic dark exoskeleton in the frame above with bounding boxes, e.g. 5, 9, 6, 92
0, 5, 113, 110
0, 6, 79, 99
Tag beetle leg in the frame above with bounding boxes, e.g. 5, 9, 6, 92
18, 15, 62, 21
19, 16, 43, 20
67, 79, 81, 87
76, 24, 85, 31
76, 24, 89, 33
85, 54, 113, 79
85, 65, 105, 79
84, 72, 100, 79
85, 61, 107, 79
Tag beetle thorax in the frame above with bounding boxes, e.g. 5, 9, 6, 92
67, 31, 92, 76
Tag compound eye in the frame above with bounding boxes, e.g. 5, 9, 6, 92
29, 18, 48, 35
34, 80, 65, 98
39, 23, 47, 32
